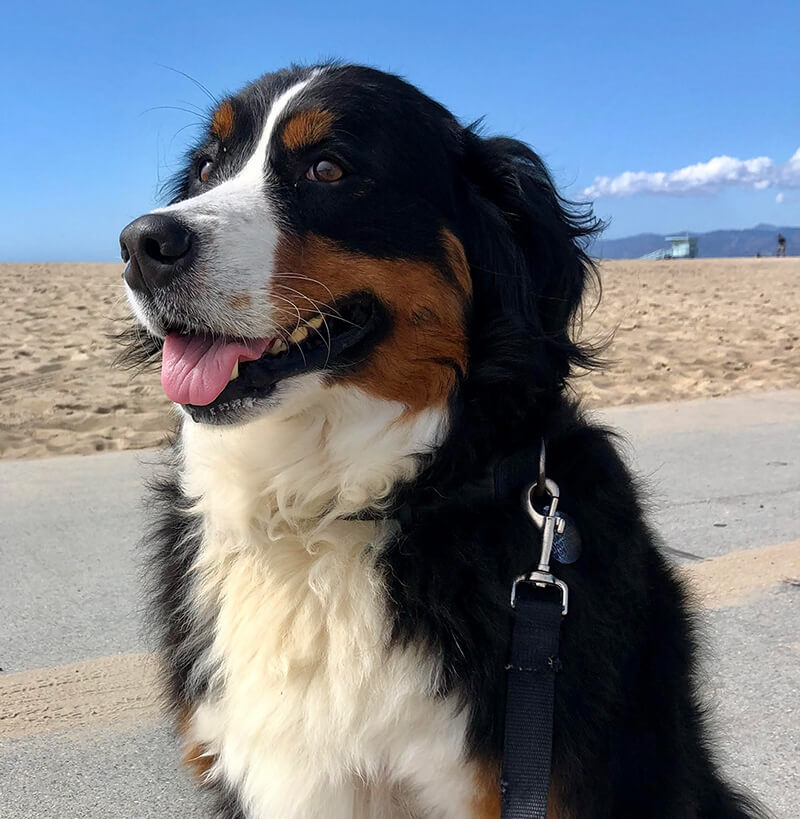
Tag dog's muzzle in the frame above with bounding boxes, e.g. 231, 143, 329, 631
119, 213, 195, 293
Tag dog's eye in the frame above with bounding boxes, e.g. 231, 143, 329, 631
199, 160, 214, 183
306, 159, 344, 183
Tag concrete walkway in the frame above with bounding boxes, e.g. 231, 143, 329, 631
1, 391, 798, 817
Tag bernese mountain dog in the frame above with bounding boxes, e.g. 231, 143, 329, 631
119, 64, 765, 818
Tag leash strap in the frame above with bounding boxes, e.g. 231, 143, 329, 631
501, 459, 568, 819
500, 581, 563, 818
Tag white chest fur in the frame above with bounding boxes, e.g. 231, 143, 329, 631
177, 384, 479, 818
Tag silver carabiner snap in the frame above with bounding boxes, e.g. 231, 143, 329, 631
510, 463, 569, 615
524, 478, 566, 574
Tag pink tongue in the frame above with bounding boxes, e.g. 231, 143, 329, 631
161, 333, 271, 405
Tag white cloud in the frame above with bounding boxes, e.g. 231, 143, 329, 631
583, 148, 800, 199
776, 192, 785, 204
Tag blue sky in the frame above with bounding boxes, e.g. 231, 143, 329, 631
1, 0, 797, 261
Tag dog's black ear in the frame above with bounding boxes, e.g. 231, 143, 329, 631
456, 129, 602, 377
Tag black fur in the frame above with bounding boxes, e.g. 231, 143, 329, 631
143, 458, 213, 710
129, 64, 766, 818
374, 98, 764, 817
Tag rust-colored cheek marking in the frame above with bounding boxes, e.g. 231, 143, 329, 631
177, 705, 216, 783
271, 231, 471, 411
281, 109, 335, 151
227, 292, 252, 309
211, 100, 235, 140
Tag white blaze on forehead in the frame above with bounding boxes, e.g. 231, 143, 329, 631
125, 77, 314, 339
159, 76, 312, 214
239, 78, 313, 182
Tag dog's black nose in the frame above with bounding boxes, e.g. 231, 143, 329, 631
120, 214, 194, 291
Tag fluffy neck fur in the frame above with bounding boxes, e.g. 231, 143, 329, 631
179, 379, 449, 536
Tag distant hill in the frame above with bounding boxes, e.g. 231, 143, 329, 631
591, 224, 799, 259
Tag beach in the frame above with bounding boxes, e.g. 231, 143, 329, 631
1, 257, 797, 460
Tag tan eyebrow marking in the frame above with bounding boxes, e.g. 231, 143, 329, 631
281, 109, 335, 151
211, 100, 235, 140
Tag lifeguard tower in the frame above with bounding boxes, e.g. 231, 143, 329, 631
665, 235, 698, 258
640, 234, 699, 259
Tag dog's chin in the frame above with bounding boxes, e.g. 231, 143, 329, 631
180, 388, 284, 426
164, 293, 386, 427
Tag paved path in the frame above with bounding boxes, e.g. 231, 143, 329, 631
1, 391, 798, 817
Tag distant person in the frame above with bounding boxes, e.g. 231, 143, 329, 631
756, 251, 761, 258
777, 233, 786, 257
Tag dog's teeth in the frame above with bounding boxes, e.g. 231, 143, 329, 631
290, 326, 309, 343
271, 339, 288, 354
308, 316, 324, 329
229, 361, 239, 381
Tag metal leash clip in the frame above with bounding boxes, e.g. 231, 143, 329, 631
510, 443, 569, 615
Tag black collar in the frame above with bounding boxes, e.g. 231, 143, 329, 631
350, 445, 545, 528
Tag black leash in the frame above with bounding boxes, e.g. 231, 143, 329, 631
502, 582, 564, 817
500, 458, 569, 819
501, 458, 569, 818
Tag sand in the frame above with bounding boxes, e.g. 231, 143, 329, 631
576, 257, 799, 406
0, 258, 797, 460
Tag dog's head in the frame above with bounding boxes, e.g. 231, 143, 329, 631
120, 64, 599, 425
